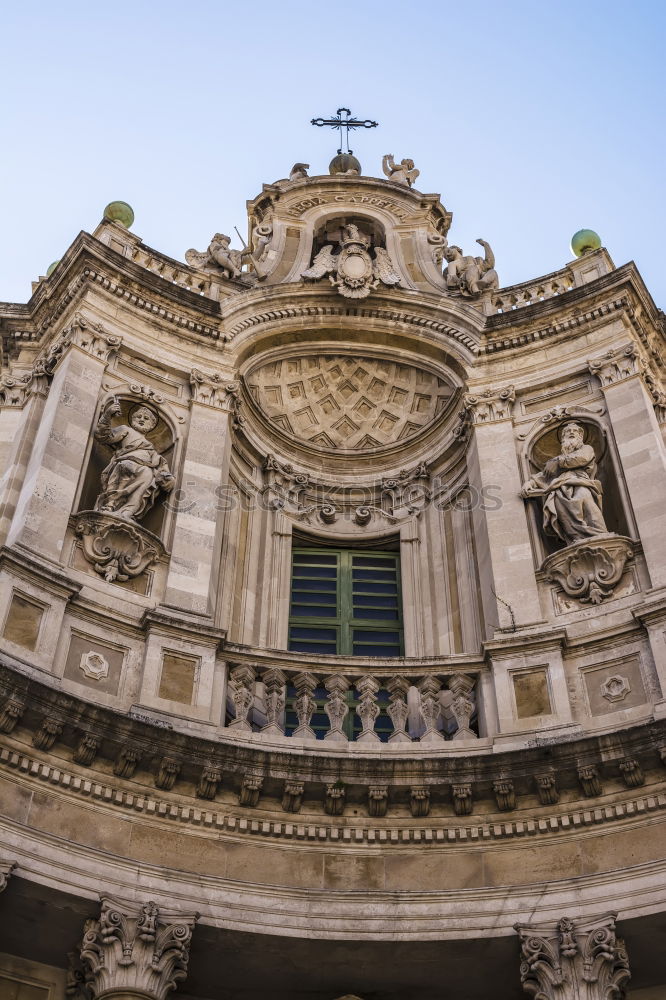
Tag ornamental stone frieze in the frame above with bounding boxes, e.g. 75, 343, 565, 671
514, 912, 630, 1000
80, 896, 199, 1000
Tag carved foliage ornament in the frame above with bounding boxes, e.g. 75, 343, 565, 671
302, 223, 400, 299
80, 896, 199, 1000
515, 912, 630, 1000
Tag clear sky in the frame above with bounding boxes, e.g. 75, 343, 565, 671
1, 0, 664, 307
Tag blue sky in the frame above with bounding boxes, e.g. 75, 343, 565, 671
1, 0, 664, 306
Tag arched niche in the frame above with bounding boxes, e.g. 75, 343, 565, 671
310, 214, 388, 259
77, 392, 177, 540
522, 415, 631, 558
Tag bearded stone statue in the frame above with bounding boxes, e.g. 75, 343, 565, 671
93, 397, 175, 522
521, 421, 608, 546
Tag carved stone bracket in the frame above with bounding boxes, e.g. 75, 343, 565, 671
368, 784, 389, 817
452, 783, 473, 816
410, 787, 430, 817
80, 896, 199, 1000
493, 777, 516, 812
514, 912, 630, 1000
0, 696, 25, 733
197, 764, 222, 800
619, 758, 644, 788
113, 746, 142, 779
542, 534, 634, 605
325, 783, 346, 816
155, 757, 180, 791
72, 510, 167, 584
462, 385, 515, 424
282, 780, 304, 813
535, 773, 559, 805
74, 733, 100, 767
578, 764, 603, 798
239, 775, 263, 808
32, 717, 62, 751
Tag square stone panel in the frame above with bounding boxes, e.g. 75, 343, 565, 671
158, 651, 198, 705
2, 593, 45, 651
582, 656, 647, 716
63, 632, 126, 696
512, 668, 553, 718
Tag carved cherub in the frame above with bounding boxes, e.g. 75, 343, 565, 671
382, 154, 420, 187
443, 239, 499, 296
185, 233, 244, 279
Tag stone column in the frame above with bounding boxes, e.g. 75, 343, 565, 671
514, 911, 630, 1000
80, 896, 198, 1000
0, 364, 50, 546
463, 385, 542, 634
5, 316, 121, 561
589, 342, 666, 589
162, 369, 238, 615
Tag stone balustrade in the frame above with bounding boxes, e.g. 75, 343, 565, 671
486, 269, 576, 315
227, 663, 479, 744
130, 243, 220, 299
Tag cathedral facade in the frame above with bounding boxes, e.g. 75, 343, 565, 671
0, 150, 665, 1000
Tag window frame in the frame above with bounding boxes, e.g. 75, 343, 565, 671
288, 546, 404, 657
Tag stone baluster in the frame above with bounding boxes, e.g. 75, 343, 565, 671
292, 671, 318, 740
324, 674, 349, 743
355, 675, 380, 743
448, 673, 477, 740
80, 895, 199, 1000
514, 912, 630, 1000
417, 676, 444, 742
386, 676, 411, 743
261, 667, 286, 736
462, 385, 543, 634
228, 663, 255, 731
163, 370, 240, 615
6, 318, 122, 560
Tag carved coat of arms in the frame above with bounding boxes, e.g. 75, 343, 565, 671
302, 223, 400, 299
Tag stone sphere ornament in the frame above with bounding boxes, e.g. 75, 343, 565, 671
329, 153, 361, 176
571, 229, 601, 257
46, 260, 60, 277
104, 200, 135, 228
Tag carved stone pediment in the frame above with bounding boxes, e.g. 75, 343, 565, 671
72, 510, 167, 583
247, 353, 454, 452
542, 533, 634, 605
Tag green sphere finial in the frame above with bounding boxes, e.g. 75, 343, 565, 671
571, 229, 601, 257
46, 260, 60, 277
103, 200, 135, 228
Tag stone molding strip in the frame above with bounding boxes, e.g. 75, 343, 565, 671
1, 743, 665, 848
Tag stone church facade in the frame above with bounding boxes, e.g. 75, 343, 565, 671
0, 150, 664, 999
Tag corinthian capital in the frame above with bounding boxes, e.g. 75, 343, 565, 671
514, 912, 630, 1000
462, 384, 515, 424
588, 342, 646, 386
190, 368, 240, 413
80, 896, 199, 1000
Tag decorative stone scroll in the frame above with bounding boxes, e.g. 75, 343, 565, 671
73, 510, 167, 584
542, 534, 633, 605
514, 912, 631, 1000
80, 896, 199, 1000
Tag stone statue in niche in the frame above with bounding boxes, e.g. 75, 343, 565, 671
520, 421, 607, 545
520, 420, 633, 605
382, 154, 419, 187
94, 397, 175, 522
185, 233, 245, 278
443, 239, 499, 296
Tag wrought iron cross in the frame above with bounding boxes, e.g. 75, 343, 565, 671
311, 108, 378, 155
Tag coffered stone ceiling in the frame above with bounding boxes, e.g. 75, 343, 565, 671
246, 353, 454, 451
